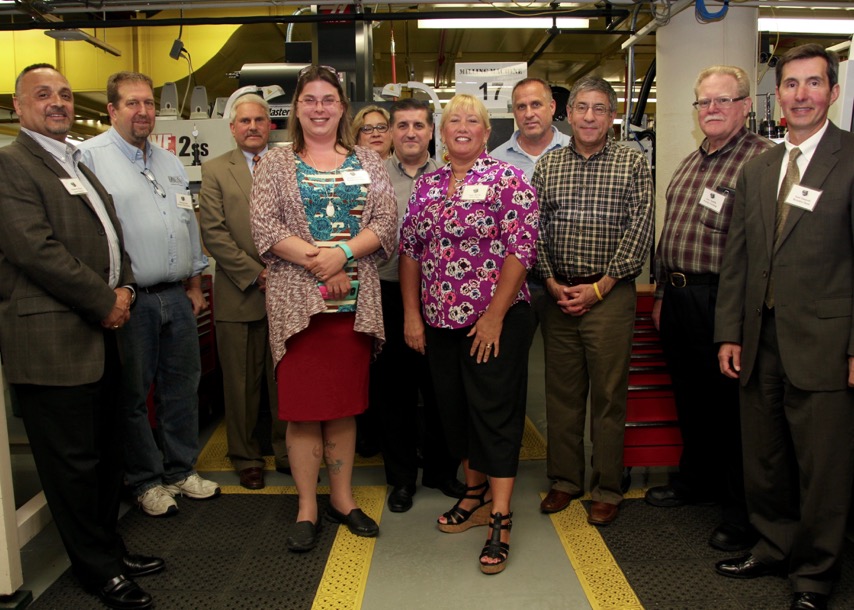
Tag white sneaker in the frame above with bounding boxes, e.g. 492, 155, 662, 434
138, 485, 178, 517
163, 473, 221, 500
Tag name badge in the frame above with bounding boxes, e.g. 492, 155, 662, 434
60, 177, 88, 195
176, 193, 194, 210
342, 169, 371, 185
785, 185, 822, 212
460, 184, 487, 201
698, 187, 727, 214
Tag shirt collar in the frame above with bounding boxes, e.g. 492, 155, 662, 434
242, 146, 269, 164
784, 119, 829, 159
507, 126, 560, 154
391, 151, 432, 174
107, 126, 151, 162
568, 134, 613, 160
22, 127, 74, 163
700, 126, 748, 158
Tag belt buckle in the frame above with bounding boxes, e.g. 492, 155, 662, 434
669, 272, 687, 288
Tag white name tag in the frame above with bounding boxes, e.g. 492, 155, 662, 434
60, 177, 88, 195
785, 184, 822, 212
176, 193, 194, 210
342, 169, 371, 185
698, 187, 727, 213
460, 184, 488, 201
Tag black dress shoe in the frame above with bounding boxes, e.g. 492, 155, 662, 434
287, 520, 321, 552
708, 523, 758, 552
275, 465, 293, 476
423, 478, 467, 499
121, 554, 164, 578
388, 485, 416, 513
644, 485, 687, 507
326, 505, 379, 537
715, 554, 778, 579
95, 575, 152, 609
790, 592, 828, 610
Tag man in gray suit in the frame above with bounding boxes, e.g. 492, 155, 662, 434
715, 44, 854, 610
0, 64, 159, 609
199, 94, 288, 490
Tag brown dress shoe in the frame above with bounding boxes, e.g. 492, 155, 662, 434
239, 467, 265, 490
587, 501, 619, 525
540, 489, 578, 514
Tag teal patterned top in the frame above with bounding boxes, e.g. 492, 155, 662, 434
296, 153, 366, 312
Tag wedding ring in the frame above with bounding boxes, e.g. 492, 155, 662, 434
486, 343, 492, 348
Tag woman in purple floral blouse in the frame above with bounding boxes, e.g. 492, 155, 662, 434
399, 93, 539, 575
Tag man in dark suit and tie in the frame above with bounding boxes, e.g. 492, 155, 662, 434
199, 94, 288, 490
715, 44, 854, 610
0, 64, 161, 609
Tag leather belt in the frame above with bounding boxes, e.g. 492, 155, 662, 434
141, 281, 182, 294
555, 273, 604, 286
667, 272, 718, 288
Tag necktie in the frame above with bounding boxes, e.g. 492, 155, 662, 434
252, 154, 261, 175
774, 147, 801, 245
765, 147, 802, 308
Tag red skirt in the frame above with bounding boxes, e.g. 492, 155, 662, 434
276, 313, 371, 422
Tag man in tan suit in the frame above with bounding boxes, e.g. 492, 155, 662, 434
715, 44, 854, 610
199, 94, 287, 489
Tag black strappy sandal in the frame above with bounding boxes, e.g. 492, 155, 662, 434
479, 511, 512, 574
437, 481, 492, 533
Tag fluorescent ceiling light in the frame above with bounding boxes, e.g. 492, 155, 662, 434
418, 18, 589, 29
44, 29, 122, 56
758, 17, 854, 35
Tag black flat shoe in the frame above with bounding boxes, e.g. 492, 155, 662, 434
715, 554, 779, 579
423, 478, 467, 499
326, 505, 379, 537
121, 554, 165, 578
790, 592, 828, 610
287, 520, 322, 552
388, 485, 416, 513
708, 523, 758, 552
94, 575, 152, 609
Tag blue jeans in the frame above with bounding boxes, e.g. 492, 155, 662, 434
117, 285, 201, 496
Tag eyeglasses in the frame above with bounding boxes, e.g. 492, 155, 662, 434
298, 65, 339, 78
692, 96, 747, 110
140, 168, 166, 198
298, 96, 341, 108
571, 103, 611, 116
359, 124, 389, 134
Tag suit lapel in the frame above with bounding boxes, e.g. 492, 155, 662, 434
18, 132, 101, 216
228, 148, 253, 203
776, 124, 840, 251
760, 145, 785, 258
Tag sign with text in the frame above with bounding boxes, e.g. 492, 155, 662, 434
455, 62, 528, 110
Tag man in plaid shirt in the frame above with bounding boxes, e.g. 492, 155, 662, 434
533, 76, 653, 525
646, 66, 772, 552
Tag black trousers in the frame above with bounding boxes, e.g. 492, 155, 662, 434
741, 309, 854, 594
15, 332, 125, 588
425, 302, 532, 478
369, 280, 458, 487
660, 280, 748, 527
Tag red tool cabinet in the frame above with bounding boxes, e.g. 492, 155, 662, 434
624, 288, 683, 467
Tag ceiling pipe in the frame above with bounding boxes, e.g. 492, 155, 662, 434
0, 8, 631, 31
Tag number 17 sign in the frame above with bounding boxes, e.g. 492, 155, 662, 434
455, 62, 528, 111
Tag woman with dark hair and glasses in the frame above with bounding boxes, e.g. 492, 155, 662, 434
352, 105, 393, 160
250, 65, 397, 551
